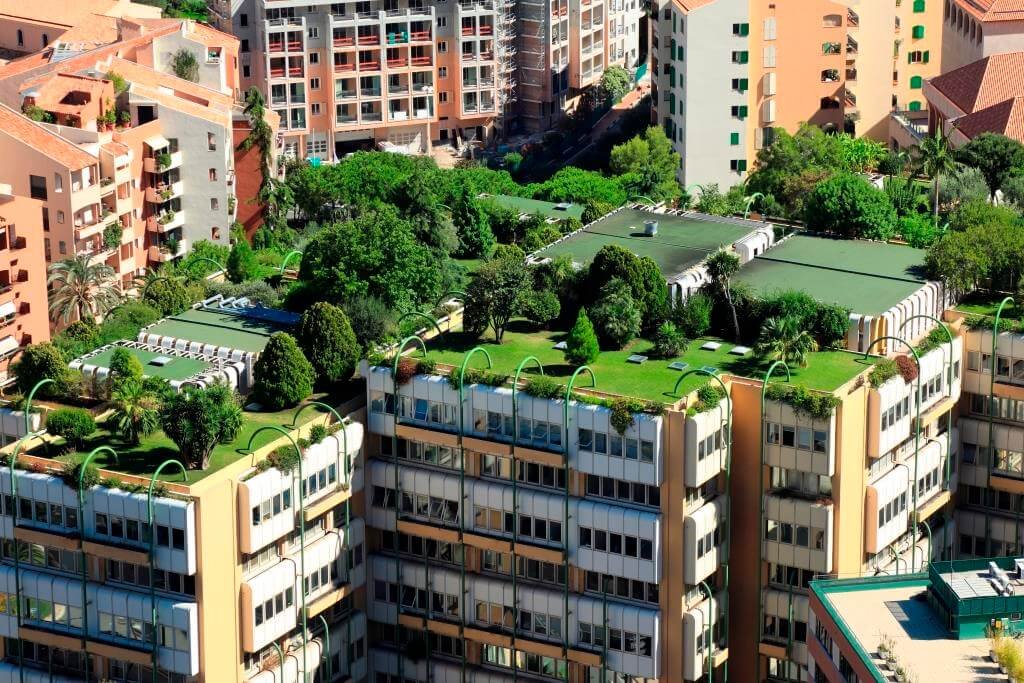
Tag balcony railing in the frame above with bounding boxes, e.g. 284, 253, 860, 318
357, 34, 381, 45
362, 112, 383, 122
389, 84, 410, 94
334, 63, 356, 72
333, 36, 355, 47
411, 56, 432, 66
361, 88, 382, 97
387, 58, 409, 68
359, 61, 381, 71
336, 89, 357, 99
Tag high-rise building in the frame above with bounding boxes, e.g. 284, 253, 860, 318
208, 0, 644, 161
651, 0, 944, 188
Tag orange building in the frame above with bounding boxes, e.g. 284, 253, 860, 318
0, 189, 50, 377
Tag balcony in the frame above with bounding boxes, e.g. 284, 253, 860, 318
143, 151, 182, 174
336, 88, 357, 99
357, 33, 381, 46
360, 88, 382, 98
410, 30, 431, 42
336, 114, 358, 125
145, 181, 183, 204
388, 83, 410, 95
359, 60, 381, 72
333, 62, 356, 73
410, 55, 432, 67
147, 210, 185, 233
387, 57, 409, 68
333, 33, 355, 48
361, 112, 383, 122
149, 239, 187, 263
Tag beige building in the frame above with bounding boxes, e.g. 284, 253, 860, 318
0, 0, 160, 57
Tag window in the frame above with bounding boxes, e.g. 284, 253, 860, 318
207, 133, 217, 151
311, 103, 322, 115
730, 105, 748, 119
914, 0, 926, 10
912, 25, 925, 39
731, 50, 749, 64
439, 91, 449, 103
243, 65, 251, 79
731, 78, 748, 92
240, 13, 248, 26
308, 26, 319, 39
16, 29, 23, 47
732, 23, 749, 36
241, 39, 250, 53
309, 52, 320, 64
29, 176, 46, 201
438, 41, 448, 53
730, 159, 747, 172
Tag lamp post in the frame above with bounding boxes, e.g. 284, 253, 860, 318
146, 460, 189, 683
697, 580, 715, 683
563, 366, 596, 658
988, 297, 1015, 556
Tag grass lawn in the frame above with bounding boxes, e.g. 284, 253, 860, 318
955, 292, 1022, 322
30, 385, 360, 483
422, 320, 875, 403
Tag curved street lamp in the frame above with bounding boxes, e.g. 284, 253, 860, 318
987, 297, 1015, 556
279, 249, 303, 275
147, 459, 189, 683
743, 192, 765, 220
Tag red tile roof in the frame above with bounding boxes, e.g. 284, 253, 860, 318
0, 103, 95, 169
928, 52, 1024, 112
956, 97, 1024, 141
955, 0, 1024, 22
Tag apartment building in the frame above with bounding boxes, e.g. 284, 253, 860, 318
0, 18, 273, 294
652, 0, 943, 188
0, 189, 51, 377
941, 0, 1024, 72
0, 0, 160, 56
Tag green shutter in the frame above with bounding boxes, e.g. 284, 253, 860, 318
908, 52, 913, 64
923, 50, 930, 63
738, 159, 747, 172
669, 94, 676, 115
669, 66, 675, 87
739, 105, 748, 119
730, 132, 740, 145
909, 100, 922, 112
739, 78, 748, 92
913, 0, 926, 12
910, 75, 923, 89
673, 14, 677, 32
740, 23, 750, 36
912, 25, 925, 39
670, 38, 676, 59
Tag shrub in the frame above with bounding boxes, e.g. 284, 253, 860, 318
672, 293, 713, 339
765, 384, 839, 420
61, 460, 100, 490
609, 398, 643, 435
46, 408, 96, 447
297, 302, 360, 384
522, 290, 561, 327
342, 296, 398, 350
492, 243, 526, 262
99, 302, 162, 343
160, 381, 242, 470
226, 239, 260, 283
895, 354, 919, 382
688, 384, 727, 416
205, 279, 282, 308
171, 48, 200, 82
143, 278, 197, 317
109, 347, 144, 382
308, 424, 328, 445
589, 279, 641, 349
252, 333, 315, 409
448, 368, 509, 390
393, 356, 419, 385
869, 358, 900, 388
267, 445, 301, 474
564, 309, 600, 366
523, 375, 562, 399
12, 343, 74, 398
652, 322, 688, 359
803, 173, 897, 240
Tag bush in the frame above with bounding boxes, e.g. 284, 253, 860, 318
895, 354, 918, 382
811, 303, 852, 349
308, 424, 328, 445
297, 302, 360, 384
46, 408, 96, 447
160, 381, 242, 470
227, 239, 260, 283
765, 384, 839, 420
109, 347, 144, 382
610, 398, 643, 434
523, 375, 562, 399
205, 279, 282, 308
393, 356, 419, 385
802, 173, 897, 240
672, 293, 713, 338
492, 243, 526, 262
12, 343, 74, 398
99, 302, 162, 343
564, 309, 600, 366
652, 322, 688, 358
267, 445, 301, 474
688, 384, 727, 416
143, 278, 198, 317
252, 333, 314, 410
447, 367, 509, 390
522, 290, 561, 328
590, 279, 641, 349
869, 358, 899, 388
61, 460, 100, 489
342, 296, 398, 350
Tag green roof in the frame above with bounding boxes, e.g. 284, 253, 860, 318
735, 235, 929, 316
485, 194, 585, 221
142, 308, 291, 353
83, 346, 212, 381
954, 292, 1022, 323
534, 209, 760, 276
422, 320, 875, 403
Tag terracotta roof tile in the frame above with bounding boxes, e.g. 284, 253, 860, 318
955, 0, 1024, 22
672, 0, 719, 12
928, 52, 1024, 112
956, 97, 1024, 142
0, 103, 95, 169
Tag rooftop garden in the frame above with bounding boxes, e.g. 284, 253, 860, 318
955, 292, 1024, 331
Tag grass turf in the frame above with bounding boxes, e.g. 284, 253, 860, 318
32, 386, 358, 483
422, 320, 875, 403
533, 209, 758, 275
485, 195, 585, 222
955, 292, 1022, 322
82, 347, 212, 381
142, 308, 291, 353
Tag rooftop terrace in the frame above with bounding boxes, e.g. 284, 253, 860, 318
734, 235, 930, 316
421, 320, 875, 404
76, 345, 212, 382
955, 292, 1024, 326
139, 306, 294, 353
532, 208, 763, 276
483, 194, 584, 222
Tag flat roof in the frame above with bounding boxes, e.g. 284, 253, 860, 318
533, 209, 761, 276
143, 307, 291, 353
817, 578, 992, 683
83, 346, 212, 381
485, 194, 585, 221
734, 235, 929, 316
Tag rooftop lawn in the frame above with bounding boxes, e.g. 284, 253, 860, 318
955, 292, 1022, 323
30, 386, 358, 483
485, 194, 585, 222
80, 346, 212, 381
534, 208, 760, 275
421, 320, 875, 403
141, 308, 292, 353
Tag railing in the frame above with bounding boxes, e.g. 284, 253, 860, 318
357, 34, 381, 45
410, 56, 431, 66
336, 89, 357, 98
362, 112, 383, 122
387, 58, 409, 68
333, 36, 355, 47
461, 26, 475, 35
267, 17, 303, 27
359, 61, 381, 71
389, 84, 410, 94
334, 62, 355, 72
287, 40, 302, 51
268, 42, 284, 53
336, 115, 357, 124
389, 110, 410, 120
271, 95, 287, 105
361, 88, 382, 97
410, 30, 431, 41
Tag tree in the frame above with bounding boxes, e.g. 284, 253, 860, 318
926, 229, 991, 298
956, 132, 1024, 199
694, 183, 745, 216
396, 172, 458, 254
252, 333, 314, 410
610, 127, 681, 202
109, 378, 161, 445
652, 322, 688, 358
522, 290, 561, 328
170, 48, 200, 82
599, 65, 631, 104
297, 302, 359, 384
935, 164, 988, 212
451, 186, 495, 258
12, 343, 73, 398
671, 293, 713, 338
142, 277, 196, 316
160, 382, 243, 470
705, 249, 741, 342
564, 309, 599, 366
342, 296, 397, 350
47, 254, 122, 324
587, 245, 667, 328
914, 128, 957, 226
464, 258, 531, 342
802, 173, 897, 239
590, 279, 641, 349
756, 315, 819, 367
46, 408, 96, 448
238, 87, 274, 200
226, 238, 259, 283
536, 167, 627, 207
108, 348, 144, 382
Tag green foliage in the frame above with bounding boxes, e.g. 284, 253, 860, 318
671, 293, 713, 338
803, 173, 897, 239
105, 71, 127, 94
599, 65, 631, 104
342, 296, 398, 350
695, 183, 744, 216
13, 343, 75, 398
109, 378, 162, 445
687, 383, 727, 416
492, 243, 526, 263
61, 461, 100, 490
949, 199, 1019, 232
652, 321, 688, 359
609, 398, 642, 435
609, 126, 681, 202
109, 347, 144, 382
523, 375, 562, 399
464, 258, 531, 342
956, 132, 1024, 198
395, 172, 458, 254
756, 315, 819, 367
46, 408, 96, 446
535, 167, 627, 207
896, 213, 939, 248
170, 48, 200, 82
756, 290, 850, 349
308, 424, 328, 445
935, 164, 988, 211
590, 279, 641, 349
883, 176, 924, 217
481, 202, 525, 244
451, 187, 495, 259
522, 224, 561, 252
926, 229, 992, 298
868, 358, 900, 388
916, 325, 954, 356
226, 239, 259, 283
297, 302, 359, 384
23, 105, 53, 123
582, 200, 615, 224
103, 222, 123, 251
143, 277, 198, 316
1000, 175, 1024, 209
447, 367, 509, 390
96, 302, 161, 343
298, 205, 443, 310
587, 244, 667, 329
503, 152, 523, 174
253, 333, 314, 410
178, 240, 229, 279
267, 445, 301, 474
522, 290, 561, 328
564, 309, 600, 366
160, 381, 243, 470
764, 384, 840, 420
927, 204, 1024, 296
205, 279, 282, 308
704, 249, 742, 341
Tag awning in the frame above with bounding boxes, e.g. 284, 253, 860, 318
0, 301, 16, 318
144, 134, 169, 151
0, 335, 19, 356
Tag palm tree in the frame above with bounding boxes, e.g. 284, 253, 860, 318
756, 315, 819, 367
47, 254, 121, 324
704, 249, 741, 341
110, 379, 161, 445
239, 87, 274, 199
915, 127, 957, 227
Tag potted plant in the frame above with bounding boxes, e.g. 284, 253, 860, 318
156, 152, 173, 170
118, 110, 131, 128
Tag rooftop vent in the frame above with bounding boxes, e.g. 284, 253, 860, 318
643, 220, 658, 236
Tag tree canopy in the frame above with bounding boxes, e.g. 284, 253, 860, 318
802, 173, 897, 239
160, 382, 243, 470
956, 133, 1024, 198
610, 126, 681, 202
